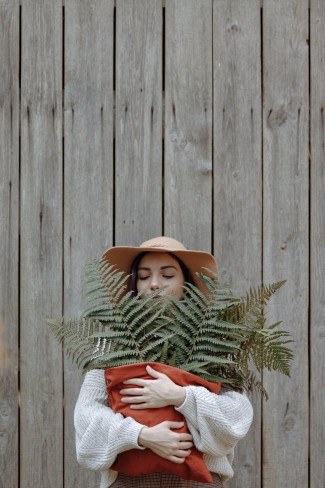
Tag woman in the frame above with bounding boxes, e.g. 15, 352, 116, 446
74, 237, 253, 488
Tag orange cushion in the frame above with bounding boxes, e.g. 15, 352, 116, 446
104, 362, 221, 483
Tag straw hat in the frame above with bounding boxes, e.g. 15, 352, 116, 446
102, 236, 217, 295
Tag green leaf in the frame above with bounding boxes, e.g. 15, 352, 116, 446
46, 260, 293, 399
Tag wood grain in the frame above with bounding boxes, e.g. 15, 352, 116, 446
64, 1, 115, 486
20, 0, 63, 486
115, 0, 163, 245
1, 1, 323, 486
0, 1, 19, 487
262, 1, 309, 487
310, 1, 325, 487
213, 1, 262, 487
164, 0, 213, 251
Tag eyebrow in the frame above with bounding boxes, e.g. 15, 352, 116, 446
138, 265, 177, 271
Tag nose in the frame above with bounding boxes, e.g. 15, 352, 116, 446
149, 275, 160, 290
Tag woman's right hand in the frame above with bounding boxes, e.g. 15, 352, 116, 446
138, 421, 193, 463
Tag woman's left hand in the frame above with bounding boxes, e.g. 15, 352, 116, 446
120, 365, 186, 409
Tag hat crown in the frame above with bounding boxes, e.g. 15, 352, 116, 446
140, 236, 187, 251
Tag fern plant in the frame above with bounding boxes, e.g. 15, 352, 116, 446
46, 258, 293, 398
47, 260, 175, 370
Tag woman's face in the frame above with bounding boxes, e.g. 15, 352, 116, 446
136, 252, 185, 301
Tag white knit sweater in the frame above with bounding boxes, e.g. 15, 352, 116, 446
74, 369, 253, 488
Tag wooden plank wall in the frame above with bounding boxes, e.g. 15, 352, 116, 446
0, 1, 324, 487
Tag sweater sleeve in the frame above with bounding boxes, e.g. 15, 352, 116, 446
74, 369, 145, 471
175, 386, 253, 457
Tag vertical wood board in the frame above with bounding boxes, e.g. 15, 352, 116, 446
310, 1, 325, 487
213, 2, 262, 487
0, 1, 19, 487
164, 0, 213, 251
262, 1, 309, 487
115, 0, 163, 246
63, 1, 115, 486
20, 0, 63, 486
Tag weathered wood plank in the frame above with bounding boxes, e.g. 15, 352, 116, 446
213, 1, 262, 487
262, 1, 309, 487
310, 2, 325, 487
64, 1, 114, 486
0, 1, 19, 487
164, 0, 213, 251
20, 1, 63, 486
115, 0, 162, 245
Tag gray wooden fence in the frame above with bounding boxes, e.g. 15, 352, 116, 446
1, 1, 324, 487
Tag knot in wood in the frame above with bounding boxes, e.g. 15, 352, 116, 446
267, 107, 288, 129
243, 462, 253, 472
227, 22, 240, 35
283, 414, 295, 432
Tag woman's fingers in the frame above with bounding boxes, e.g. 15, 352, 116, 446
120, 387, 143, 395
121, 396, 146, 404
168, 450, 191, 463
177, 441, 193, 450
137, 421, 194, 464
123, 378, 147, 386
163, 421, 184, 429
122, 372, 185, 409
174, 449, 192, 458
123, 366, 167, 385
179, 432, 193, 441
146, 365, 165, 379
129, 403, 149, 409
169, 456, 186, 464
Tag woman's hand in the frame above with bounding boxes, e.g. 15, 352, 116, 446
120, 365, 186, 409
138, 421, 193, 463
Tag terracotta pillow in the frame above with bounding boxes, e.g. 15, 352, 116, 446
104, 362, 221, 483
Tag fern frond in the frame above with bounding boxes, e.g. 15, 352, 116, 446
46, 317, 104, 369
46, 259, 293, 399
224, 280, 286, 324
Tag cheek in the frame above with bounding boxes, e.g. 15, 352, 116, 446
136, 280, 146, 294
172, 288, 183, 300
168, 283, 184, 300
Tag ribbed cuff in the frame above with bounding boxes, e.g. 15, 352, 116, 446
121, 417, 146, 451
174, 386, 198, 424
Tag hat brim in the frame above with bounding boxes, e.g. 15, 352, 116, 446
102, 246, 218, 296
